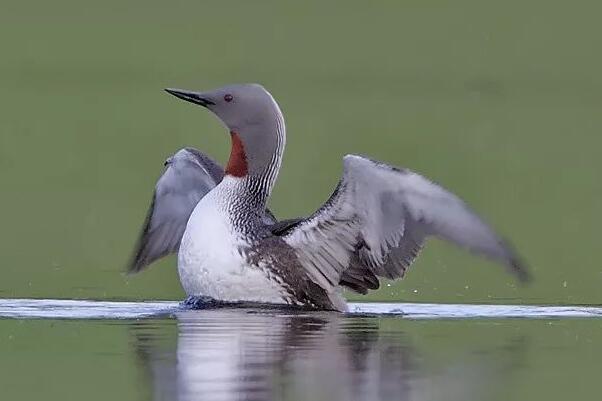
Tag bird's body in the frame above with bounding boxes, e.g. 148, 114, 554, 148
178, 176, 287, 305
179, 174, 347, 310
128, 83, 530, 312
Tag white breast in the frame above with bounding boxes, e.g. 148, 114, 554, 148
177, 178, 287, 304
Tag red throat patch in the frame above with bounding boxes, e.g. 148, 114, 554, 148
225, 131, 248, 177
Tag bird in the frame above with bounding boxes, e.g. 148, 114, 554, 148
128, 83, 530, 312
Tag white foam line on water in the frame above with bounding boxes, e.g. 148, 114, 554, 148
0, 299, 180, 319
348, 302, 602, 319
0, 299, 601, 320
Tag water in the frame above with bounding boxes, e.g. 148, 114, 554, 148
1, 300, 601, 401
2, 299, 602, 320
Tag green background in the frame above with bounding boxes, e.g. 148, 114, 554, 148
1, 0, 600, 304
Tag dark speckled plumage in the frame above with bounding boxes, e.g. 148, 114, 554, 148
244, 235, 342, 310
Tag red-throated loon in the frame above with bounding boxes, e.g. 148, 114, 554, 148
128, 83, 530, 312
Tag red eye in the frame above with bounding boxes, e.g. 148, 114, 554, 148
224, 94, 233, 102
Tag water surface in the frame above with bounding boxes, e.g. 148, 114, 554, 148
1, 300, 601, 401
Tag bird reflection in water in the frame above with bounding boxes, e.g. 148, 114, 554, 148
130, 309, 526, 401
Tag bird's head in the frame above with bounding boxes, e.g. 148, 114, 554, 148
165, 83, 281, 135
165, 83, 285, 179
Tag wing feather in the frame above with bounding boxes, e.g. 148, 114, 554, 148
127, 148, 224, 273
283, 154, 530, 293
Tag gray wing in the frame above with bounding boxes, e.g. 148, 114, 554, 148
283, 154, 530, 294
127, 148, 224, 273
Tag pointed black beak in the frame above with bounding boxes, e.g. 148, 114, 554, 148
164, 88, 215, 107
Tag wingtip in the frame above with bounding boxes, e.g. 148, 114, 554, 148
509, 256, 533, 286
342, 154, 366, 166
124, 260, 142, 276
495, 236, 532, 285
125, 246, 151, 275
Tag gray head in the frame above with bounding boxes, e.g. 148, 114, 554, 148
165, 84, 286, 181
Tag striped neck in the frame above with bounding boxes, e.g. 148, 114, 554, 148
224, 102, 286, 212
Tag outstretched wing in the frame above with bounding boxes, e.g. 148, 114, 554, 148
127, 148, 224, 273
128, 148, 279, 273
283, 154, 530, 293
